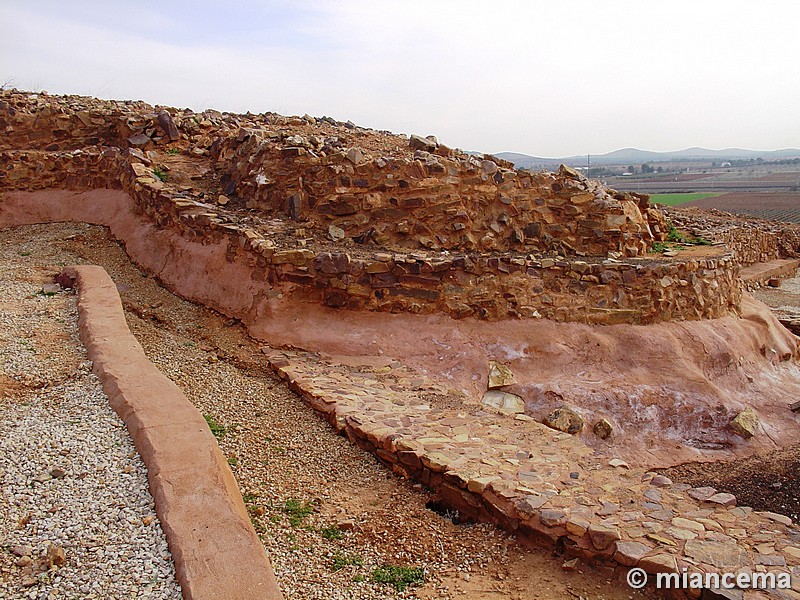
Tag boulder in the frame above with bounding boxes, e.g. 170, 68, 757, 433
487, 360, 515, 389
409, 134, 437, 152
481, 390, 524, 415
730, 407, 758, 438
542, 406, 584, 434
593, 418, 613, 439
328, 224, 345, 242
157, 110, 180, 141
345, 147, 369, 166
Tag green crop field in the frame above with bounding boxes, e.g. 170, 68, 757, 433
649, 193, 721, 205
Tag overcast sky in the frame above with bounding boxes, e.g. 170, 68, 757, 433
1, 0, 797, 157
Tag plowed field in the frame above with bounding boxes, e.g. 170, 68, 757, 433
685, 192, 800, 223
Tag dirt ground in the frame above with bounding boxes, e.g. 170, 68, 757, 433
2, 221, 655, 599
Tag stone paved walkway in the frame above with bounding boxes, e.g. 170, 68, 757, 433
267, 350, 800, 598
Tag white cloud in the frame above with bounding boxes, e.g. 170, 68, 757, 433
1, 0, 798, 156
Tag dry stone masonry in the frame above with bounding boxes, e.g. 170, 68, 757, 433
0, 89, 754, 325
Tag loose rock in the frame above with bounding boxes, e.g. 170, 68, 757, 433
542, 406, 584, 434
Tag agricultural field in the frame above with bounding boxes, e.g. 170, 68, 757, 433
649, 192, 721, 205
607, 164, 800, 195
607, 163, 800, 223
684, 192, 800, 223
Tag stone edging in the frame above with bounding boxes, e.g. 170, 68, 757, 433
65, 264, 283, 600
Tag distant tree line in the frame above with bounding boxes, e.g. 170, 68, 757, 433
727, 157, 800, 167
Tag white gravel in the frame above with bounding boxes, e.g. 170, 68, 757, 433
0, 232, 182, 599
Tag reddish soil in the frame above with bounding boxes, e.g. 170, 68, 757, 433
685, 192, 800, 223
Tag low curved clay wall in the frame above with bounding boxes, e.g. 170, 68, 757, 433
66, 265, 283, 600
0, 147, 742, 324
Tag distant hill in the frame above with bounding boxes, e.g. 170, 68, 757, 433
494, 147, 800, 169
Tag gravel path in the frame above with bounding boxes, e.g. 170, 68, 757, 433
1, 222, 651, 600
0, 229, 182, 599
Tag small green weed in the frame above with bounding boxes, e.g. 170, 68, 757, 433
19, 251, 31, 257
227, 456, 238, 467
331, 552, 363, 572
283, 498, 314, 527
166, 148, 181, 155
153, 168, 168, 182
203, 414, 226, 439
371, 564, 425, 591
666, 226, 685, 243
320, 525, 343, 540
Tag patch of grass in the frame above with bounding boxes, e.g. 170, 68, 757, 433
227, 456, 238, 467
166, 148, 181, 156
331, 552, 363, 572
649, 220, 713, 253
153, 167, 168, 182
203, 413, 226, 439
666, 225, 685, 243
242, 492, 258, 504
371, 564, 425, 591
650, 192, 721, 206
649, 242, 668, 254
283, 498, 314, 527
320, 525, 343, 540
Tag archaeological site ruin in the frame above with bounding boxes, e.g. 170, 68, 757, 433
3, 89, 800, 599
